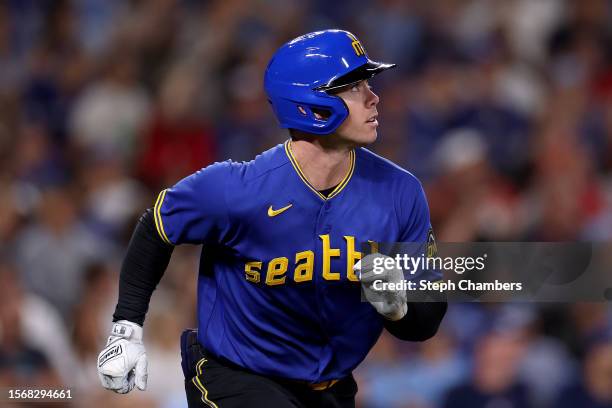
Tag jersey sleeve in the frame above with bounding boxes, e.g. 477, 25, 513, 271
153, 161, 233, 245
398, 178, 442, 282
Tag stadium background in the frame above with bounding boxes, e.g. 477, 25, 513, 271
0, 0, 611, 407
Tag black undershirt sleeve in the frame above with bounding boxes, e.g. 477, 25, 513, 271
383, 292, 448, 341
112, 208, 174, 326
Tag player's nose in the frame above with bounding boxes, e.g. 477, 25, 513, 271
366, 87, 379, 108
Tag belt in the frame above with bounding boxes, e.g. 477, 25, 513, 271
306, 379, 339, 391
279, 378, 340, 391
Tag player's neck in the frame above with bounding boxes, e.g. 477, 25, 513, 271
289, 139, 353, 191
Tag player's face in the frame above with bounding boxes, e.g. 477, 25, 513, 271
333, 80, 380, 145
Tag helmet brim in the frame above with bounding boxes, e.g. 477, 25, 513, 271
313, 60, 397, 92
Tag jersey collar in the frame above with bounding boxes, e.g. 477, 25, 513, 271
284, 140, 355, 201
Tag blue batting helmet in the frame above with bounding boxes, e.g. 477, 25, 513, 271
264, 29, 396, 135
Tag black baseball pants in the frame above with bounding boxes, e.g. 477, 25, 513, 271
180, 329, 357, 408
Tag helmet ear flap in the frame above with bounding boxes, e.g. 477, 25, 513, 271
268, 92, 347, 135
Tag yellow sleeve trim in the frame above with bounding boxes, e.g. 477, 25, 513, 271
153, 189, 172, 245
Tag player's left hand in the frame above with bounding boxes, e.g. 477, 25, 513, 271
355, 253, 408, 321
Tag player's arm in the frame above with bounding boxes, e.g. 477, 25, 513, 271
113, 208, 174, 326
386, 178, 447, 341
97, 162, 233, 394
97, 209, 173, 394
359, 177, 447, 341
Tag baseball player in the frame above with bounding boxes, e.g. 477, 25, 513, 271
97, 29, 447, 408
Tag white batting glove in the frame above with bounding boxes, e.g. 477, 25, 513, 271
355, 253, 408, 321
97, 320, 147, 394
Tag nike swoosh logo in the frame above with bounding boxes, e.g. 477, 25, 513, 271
268, 204, 292, 217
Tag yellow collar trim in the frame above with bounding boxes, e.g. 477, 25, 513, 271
284, 140, 355, 201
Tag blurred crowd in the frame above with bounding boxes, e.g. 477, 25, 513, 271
0, 0, 611, 407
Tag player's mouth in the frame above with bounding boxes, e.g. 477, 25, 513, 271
366, 114, 378, 126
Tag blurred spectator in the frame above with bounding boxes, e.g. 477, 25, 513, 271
357, 0, 425, 73
216, 58, 285, 161
357, 330, 468, 408
70, 47, 150, 166
0, 256, 64, 387
136, 62, 217, 189
11, 121, 68, 186
79, 148, 149, 239
0, 179, 22, 243
443, 331, 531, 408
503, 0, 565, 64
493, 305, 576, 407
73, 0, 127, 57
555, 330, 612, 408
526, 119, 604, 240
14, 183, 113, 319
428, 129, 520, 241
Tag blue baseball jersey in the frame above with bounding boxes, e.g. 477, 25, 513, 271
154, 141, 439, 382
